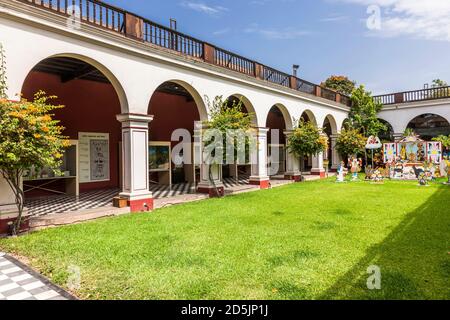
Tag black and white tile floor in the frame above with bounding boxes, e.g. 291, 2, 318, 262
25, 177, 253, 217
0, 253, 75, 300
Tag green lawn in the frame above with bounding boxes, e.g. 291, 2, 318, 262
1, 178, 449, 300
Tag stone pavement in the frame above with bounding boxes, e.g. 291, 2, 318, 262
0, 253, 76, 300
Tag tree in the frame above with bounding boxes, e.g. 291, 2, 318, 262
0, 91, 70, 235
431, 79, 448, 88
321, 75, 356, 96
287, 119, 328, 180
429, 79, 449, 99
0, 44, 6, 99
336, 127, 366, 159
203, 96, 253, 196
349, 85, 386, 137
432, 135, 450, 151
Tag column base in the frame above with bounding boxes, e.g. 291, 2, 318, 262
120, 193, 153, 212
311, 169, 326, 178
284, 174, 302, 182
0, 205, 30, 235
249, 177, 271, 189
197, 184, 225, 198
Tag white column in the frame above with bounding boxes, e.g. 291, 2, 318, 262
284, 131, 301, 181
250, 128, 270, 188
194, 122, 224, 197
311, 152, 326, 178
330, 134, 342, 171
117, 113, 154, 212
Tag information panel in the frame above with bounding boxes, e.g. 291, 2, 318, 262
79, 132, 110, 183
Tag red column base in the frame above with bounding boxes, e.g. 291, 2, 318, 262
0, 217, 30, 236
128, 197, 154, 212
311, 171, 326, 178
197, 186, 225, 198
250, 179, 271, 189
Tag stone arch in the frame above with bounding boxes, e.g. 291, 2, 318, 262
149, 79, 208, 121
21, 53, 129, 114
227, 94, 258, 127
300, 109, 317, 126
323, 114, 338, 134
406, 113, 450, 140
268, 103, 294, 130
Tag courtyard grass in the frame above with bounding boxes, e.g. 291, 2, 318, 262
0, 178, 449, 300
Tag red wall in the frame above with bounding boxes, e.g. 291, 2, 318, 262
148, 92, 200, 145
266, 109, 286, 144
22, 71, 122, 194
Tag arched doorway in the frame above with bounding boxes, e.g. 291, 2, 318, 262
147, 81, 204, 195
266, 105, 290, 177
406, 113, 450, 140
323, 115, 338, 169
378, 119, 394, 142
21, 56, 124, 215
221, 95, 257, 184
300, 110, 317, 171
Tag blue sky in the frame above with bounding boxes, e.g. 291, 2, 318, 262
107, 0, 450, 95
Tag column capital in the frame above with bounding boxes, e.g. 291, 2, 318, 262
116, 113, 154, 124
252, 127, 270, 135
330, 133, 340, 139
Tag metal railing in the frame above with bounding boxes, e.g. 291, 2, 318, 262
142, 19, 203, 58
19, 0, 126, 33
374, 86, 450, 105
340, 94, 351, 107
321, 87, 337, 102
214, 47, 255, 76
296, 78, 316, 95
260, 66, 290, 88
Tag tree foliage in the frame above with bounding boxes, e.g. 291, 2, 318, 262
432, 135, 450, 150
203, 96, 254, 196
0, 92, 70, 234
0, 44, 6, 99
287, 119, 328, 177
348, 85, 386, 137
321, 75, 356, 96
336, 127, 366, 158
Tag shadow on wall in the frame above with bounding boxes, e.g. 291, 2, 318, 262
320, 186, 450, 300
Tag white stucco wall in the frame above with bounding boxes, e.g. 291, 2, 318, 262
378, 99, 450, 133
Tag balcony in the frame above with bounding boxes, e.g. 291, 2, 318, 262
373, 86, 450, 105
16, 0, 351, 107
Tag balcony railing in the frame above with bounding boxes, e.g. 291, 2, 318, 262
321, 87, 337, 101
20, 0, 126, 32
374, 86, 450, 105
142, 19, 203, 58
16, 0, 351, 107
260, 66, 291, 88
214, 47, 256, 76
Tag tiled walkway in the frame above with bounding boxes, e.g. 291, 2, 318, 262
0, 253, 75, 300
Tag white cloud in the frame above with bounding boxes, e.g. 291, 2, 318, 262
244, 23, 311, 40
213, 28, 231, 36
180, 1, 228, 15
320, 15, 349, 22
341, 0, 450, 41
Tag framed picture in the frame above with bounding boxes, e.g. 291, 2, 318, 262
149, 142, 171, 172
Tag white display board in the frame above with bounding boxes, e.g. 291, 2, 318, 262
79, 132, 110, 183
